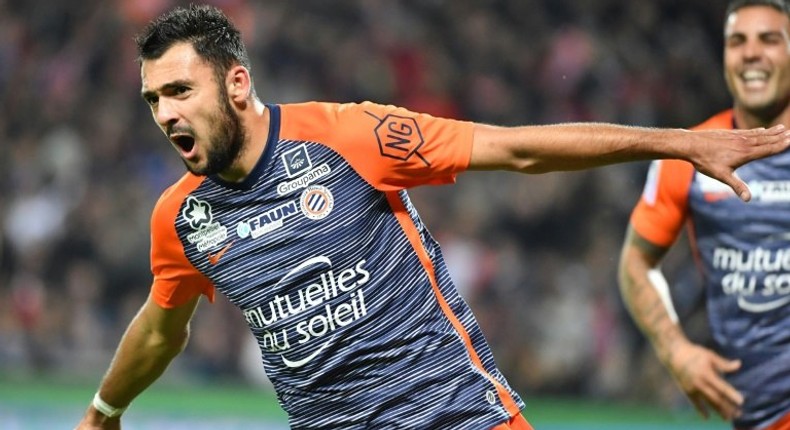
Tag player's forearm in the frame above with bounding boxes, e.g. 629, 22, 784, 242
79, 296, 199, 427
88, 315, 189, 420
618, 250, 688, 364
471, 123, 686, 173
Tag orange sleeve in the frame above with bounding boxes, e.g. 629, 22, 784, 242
630, 109, 733, 247
150, 174, 215, 308
279, 101, 474, 190
630, 159, 695, 247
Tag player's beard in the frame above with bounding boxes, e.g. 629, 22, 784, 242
185, 86, 246, 177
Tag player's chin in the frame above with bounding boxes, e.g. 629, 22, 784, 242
737, 94, 778, 113
182, 158, 210, 176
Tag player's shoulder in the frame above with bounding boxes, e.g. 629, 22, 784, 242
278, 100, 392, 143
152, 173, 206, 221
278, 100, 389, 116
691, 109, 734, 131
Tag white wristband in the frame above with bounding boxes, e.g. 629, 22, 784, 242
92, 392, 127, 418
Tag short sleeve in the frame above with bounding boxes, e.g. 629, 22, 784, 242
278, 101, 475, 190
630, 159, 695, 247
150, 175, 215, 308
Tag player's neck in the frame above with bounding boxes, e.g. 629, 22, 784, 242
216, 101, 270, 183
733, 103, 790, 129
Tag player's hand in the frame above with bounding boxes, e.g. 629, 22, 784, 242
686, 124, 789, 202
663, 339, 743, 421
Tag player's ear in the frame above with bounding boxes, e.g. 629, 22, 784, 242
226, 65, 251, 103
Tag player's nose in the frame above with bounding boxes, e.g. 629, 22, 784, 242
154, 98, 180, 128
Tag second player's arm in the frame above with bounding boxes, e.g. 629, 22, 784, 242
76, 294, 201, 428
618, 226, 688, 372
618, 226, 743, 420
470, 122, 789, 200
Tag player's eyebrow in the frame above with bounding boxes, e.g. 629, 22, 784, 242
141, 80, 193, 101
727, 28, 785, 39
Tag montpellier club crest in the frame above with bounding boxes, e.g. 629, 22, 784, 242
300, 185, 334, 220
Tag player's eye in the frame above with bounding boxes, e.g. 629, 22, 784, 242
726, 35, 745, 48
174, 86, 190, 96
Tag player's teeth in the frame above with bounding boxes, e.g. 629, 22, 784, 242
743, 70, 767, 80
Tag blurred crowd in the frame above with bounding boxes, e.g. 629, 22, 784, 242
0, 0, 731, 409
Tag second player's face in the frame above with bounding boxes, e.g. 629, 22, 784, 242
724, 6, 790, 118
140, 42, 245, 176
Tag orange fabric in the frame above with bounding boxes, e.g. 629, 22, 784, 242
490, 413, 534, 430
755, 411, 790, 430
629, 159, 695, 247
278, 101, 474, 190
629, 110, 734, 247
384, 191, 521, 418
695, 110, 735, 130
150, 173, 215, 308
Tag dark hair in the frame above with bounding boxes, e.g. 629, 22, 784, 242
726, 0, 790, 18
135, 4, 253, 85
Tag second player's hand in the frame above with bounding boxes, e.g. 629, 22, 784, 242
665, 340, 743, 421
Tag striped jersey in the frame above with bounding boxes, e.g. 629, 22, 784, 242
631, 110, 790, 429
149, 101, 525, 429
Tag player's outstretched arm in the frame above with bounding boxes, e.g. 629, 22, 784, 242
618, 226, 743, 421
469, 123, 789, 201
74, 294, 201, 429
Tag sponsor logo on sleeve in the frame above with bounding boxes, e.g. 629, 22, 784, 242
366, 111, 429, 166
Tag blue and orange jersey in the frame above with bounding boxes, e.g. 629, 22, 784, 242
149, 101, 525, 429
631, 110, 790, 429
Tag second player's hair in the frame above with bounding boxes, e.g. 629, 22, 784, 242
726, 0, 790, 20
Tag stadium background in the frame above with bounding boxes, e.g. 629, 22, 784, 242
0, 0, 736, 428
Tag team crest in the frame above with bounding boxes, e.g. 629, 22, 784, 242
300, 185, 334, 220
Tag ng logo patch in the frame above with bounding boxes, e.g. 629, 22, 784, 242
366, 111, 429, 166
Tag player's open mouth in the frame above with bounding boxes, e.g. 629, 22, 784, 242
742, 69, 769, 90
170, 134, 196, 155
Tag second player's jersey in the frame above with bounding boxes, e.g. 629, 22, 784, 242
631, 110, 790, 429
149, 101, 524, 429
